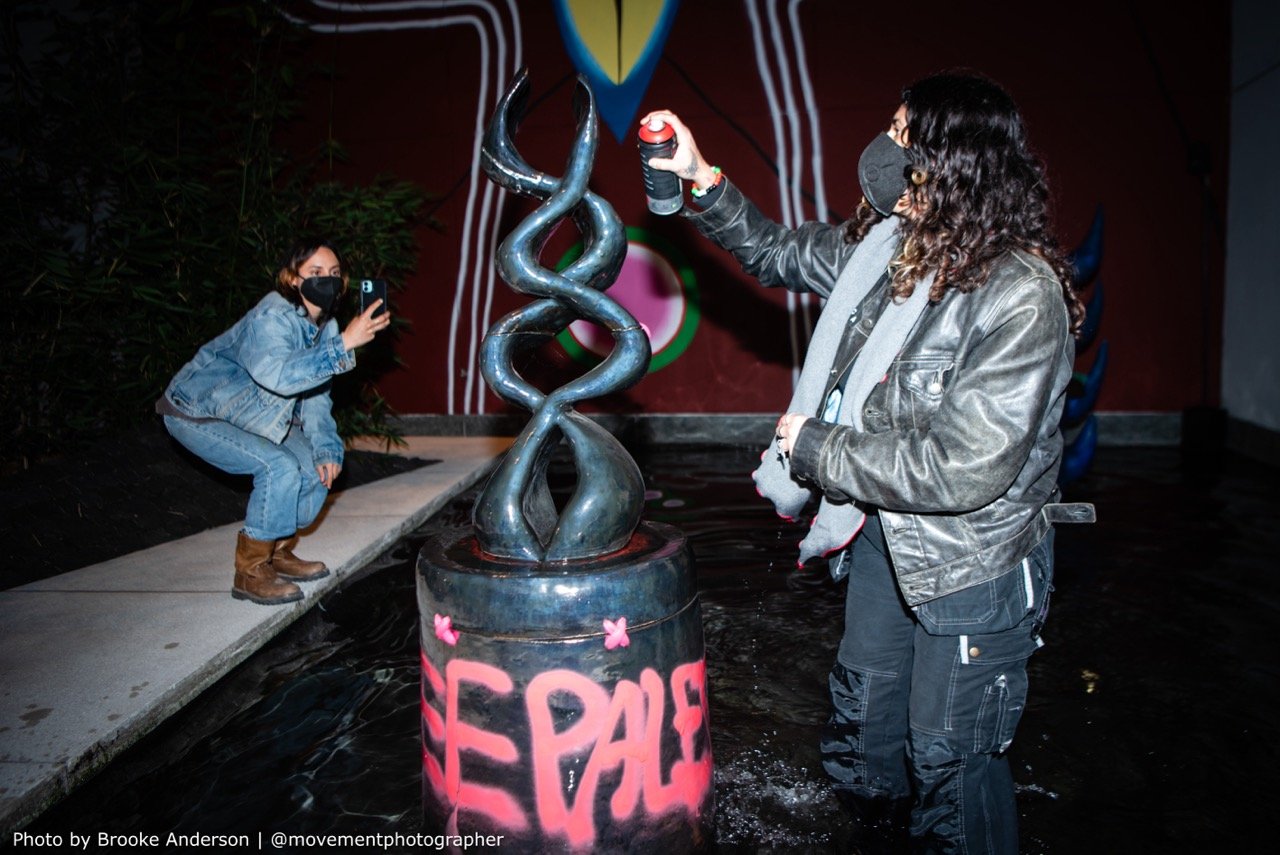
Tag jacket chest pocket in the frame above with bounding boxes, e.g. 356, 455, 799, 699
890, 357, 954, 430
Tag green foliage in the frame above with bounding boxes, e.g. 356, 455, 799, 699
0, 0, 430, 465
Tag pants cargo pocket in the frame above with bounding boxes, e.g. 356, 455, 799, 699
937, 621, 1037, 755
972, 668, 1029, 754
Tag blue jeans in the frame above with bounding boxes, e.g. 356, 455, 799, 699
163, 416, 328, 541
821, 513, 1053, 853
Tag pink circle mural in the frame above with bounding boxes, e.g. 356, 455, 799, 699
556, 227, 699, 372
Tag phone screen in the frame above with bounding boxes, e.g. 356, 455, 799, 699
360, 279, 388, 318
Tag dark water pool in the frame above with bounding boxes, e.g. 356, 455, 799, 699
33, 445, 1276, 851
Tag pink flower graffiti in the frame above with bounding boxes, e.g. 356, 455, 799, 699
434, 613, 460, 646
602, 617, 630, 650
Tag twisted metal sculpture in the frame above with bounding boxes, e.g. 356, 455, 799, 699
473, 69, 651, 563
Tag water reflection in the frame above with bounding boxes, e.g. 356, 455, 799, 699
33, 446, 1276, 852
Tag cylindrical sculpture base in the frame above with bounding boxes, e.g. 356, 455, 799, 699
417, 521, 713, 853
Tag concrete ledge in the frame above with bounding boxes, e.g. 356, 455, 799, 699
0, 436, 510, 833
1228, 416, 1280, 467
395, 412, 1184, 447
1096, 412, 1181, 446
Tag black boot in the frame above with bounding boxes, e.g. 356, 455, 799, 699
834, 789, 911, 854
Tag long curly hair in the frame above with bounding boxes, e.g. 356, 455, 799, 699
845, 72, 1084, 334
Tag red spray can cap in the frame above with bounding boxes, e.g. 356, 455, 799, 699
638, 118, 675, 145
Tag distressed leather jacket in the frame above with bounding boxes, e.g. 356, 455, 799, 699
164, 292, 354, 467
686, 180, 1075, 604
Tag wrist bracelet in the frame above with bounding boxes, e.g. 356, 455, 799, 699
690, 166, 723, 198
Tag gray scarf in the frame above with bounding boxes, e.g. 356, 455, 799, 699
751, 217, 933, 564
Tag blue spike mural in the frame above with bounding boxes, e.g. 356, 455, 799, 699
1077, 279, 1105, 353
1063, 340, 1109, 426
1060, 206, 1107, 486
1069, 205, 1104, 288
1060, 414, 1098, 485
553, 0, 682, 142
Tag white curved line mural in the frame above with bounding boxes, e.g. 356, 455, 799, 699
286, 0, 523, 414
287, 1, 830, 405
745, 0, 829, 389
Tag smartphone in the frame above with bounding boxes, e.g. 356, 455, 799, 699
359, 278, 388, 318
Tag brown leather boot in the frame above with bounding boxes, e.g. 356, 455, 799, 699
233, 532, 303, 605
272, 535, 330, 582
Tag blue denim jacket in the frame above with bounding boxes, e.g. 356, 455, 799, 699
164, 292, 355, 466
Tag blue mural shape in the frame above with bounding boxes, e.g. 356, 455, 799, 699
1069, 205, 1104, 288
553, 0, 682, 142
1060, 206, 1107, 486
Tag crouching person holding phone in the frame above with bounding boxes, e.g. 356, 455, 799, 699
157, 238, 391, 605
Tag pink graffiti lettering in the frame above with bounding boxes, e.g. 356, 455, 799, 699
669, 661, 713, 795
420, 652, 447, 794
527, 670, 612, 846
527, 663, 711, 846
421, 656, 529, 831
640, 664, 713, 816
421, 655, 712, 848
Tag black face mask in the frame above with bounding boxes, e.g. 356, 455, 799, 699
857, 132, 912, 217
299, 276, 343, 316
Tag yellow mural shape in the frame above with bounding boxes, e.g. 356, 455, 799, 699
565, 0, 667, 83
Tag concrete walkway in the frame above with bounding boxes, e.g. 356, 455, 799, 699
0, 436, 510, 833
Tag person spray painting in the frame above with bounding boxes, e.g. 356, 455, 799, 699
643, 71, 1092, 852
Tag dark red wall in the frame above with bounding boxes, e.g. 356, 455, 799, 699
284, 0, 1229, 417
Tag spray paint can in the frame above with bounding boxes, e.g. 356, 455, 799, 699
637, 119, 682, 215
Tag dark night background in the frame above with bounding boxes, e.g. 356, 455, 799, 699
3, 2, 1280, 851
